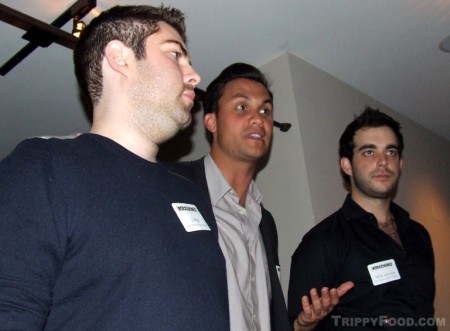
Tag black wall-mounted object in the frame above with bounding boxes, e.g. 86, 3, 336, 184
0, 0, 96, 76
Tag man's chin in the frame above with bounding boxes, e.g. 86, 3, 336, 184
180, 118, 192, 130
177, 112, 192, 130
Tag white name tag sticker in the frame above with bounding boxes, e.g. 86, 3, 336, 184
172, 203, 211, 232
367, 259, 401, 286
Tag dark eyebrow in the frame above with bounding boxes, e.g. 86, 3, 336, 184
386, 144, 399, 150
260, 97, 273, 107
358, 143, 399, 152
164, 39, 188, 57
358, 144, 376, 152
264, 99, 274, 107
231, 93, 273, 107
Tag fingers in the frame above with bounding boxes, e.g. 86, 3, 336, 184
301, 295, 312, 316
336, 281, 354, 297
310, 287, 322, 314
303, 288, 333, 320
320, 287, 333, 309
299, 282, 355, 325
299, 295, 316, 326
323, 281, 354, 309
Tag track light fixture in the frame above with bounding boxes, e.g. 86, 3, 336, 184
72, 16, 86, 38
0, 0, 96, 75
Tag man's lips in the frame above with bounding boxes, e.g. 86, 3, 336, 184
247, 131, 265, 140
182, 90, 195, 103
372, 173, 391, 180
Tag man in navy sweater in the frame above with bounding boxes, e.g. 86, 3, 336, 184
0, 5, 229, 330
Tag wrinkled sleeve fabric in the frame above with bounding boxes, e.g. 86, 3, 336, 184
287, 222, 341, 326
0, 140, 65, 329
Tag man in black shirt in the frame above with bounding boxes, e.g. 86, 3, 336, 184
288, 107, 436, 330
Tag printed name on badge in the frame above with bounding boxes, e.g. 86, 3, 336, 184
172, 203, 211, 232
367, 259, 401, 286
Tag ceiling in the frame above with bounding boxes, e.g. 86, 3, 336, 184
1, 0, 450, 159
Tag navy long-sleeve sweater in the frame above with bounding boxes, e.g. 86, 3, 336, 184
0, 134, 229, 330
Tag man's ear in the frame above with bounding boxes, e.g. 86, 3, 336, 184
340, 157, 353, 177
204, 113, 217, 133
104, 40, 133, 76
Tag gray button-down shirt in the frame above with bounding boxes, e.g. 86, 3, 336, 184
205, 154, 271, 331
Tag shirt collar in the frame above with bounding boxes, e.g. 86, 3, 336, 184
341, 193, 411, 228
204, 153, 263, 207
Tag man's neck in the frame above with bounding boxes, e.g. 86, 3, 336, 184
210, 152, 257, 206
351, 191, 392, 225
90, 119, 159, 163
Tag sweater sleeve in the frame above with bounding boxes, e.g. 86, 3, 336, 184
0, 140, 65, 329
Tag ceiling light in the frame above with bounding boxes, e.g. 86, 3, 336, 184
0, 0, 96, 75
72, 16, 86, 38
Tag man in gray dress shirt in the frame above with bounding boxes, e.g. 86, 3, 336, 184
166, 63, 353, 331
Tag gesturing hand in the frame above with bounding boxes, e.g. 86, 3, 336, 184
294, 281, 354, 331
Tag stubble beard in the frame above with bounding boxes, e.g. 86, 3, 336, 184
130, 64, 192, 145
216, 136, 268, 164
352, 168, 401, 200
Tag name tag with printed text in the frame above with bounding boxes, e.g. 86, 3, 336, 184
367, 259, 401, 286
172, 203, 211, 232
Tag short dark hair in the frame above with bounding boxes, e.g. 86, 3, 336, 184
339, 106, 404, 186
203, 63, 273, 116
74, 5, 186, 109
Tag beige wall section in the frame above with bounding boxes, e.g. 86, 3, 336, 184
258, 55, 317, 300
260, 53, 450, 327
178, 52, 449, 327
397, 127, 450, 328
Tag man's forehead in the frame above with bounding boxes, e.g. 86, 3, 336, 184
153, 22, 186, 45
224, 79, 271, 100
354, 126, 398, 145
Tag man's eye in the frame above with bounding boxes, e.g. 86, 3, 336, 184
363, 150, 374, 156
259, 108, 272, 115
170, 51, 182, 59
236, 104, 246, 111
387, 149, 397, 156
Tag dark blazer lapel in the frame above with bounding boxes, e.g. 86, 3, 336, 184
260, 209, 291, 331
189, 158, 211, 204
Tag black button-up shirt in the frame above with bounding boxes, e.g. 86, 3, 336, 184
288, 195, 436, 330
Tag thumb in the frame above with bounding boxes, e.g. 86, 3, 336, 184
337, 281, 354, 297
